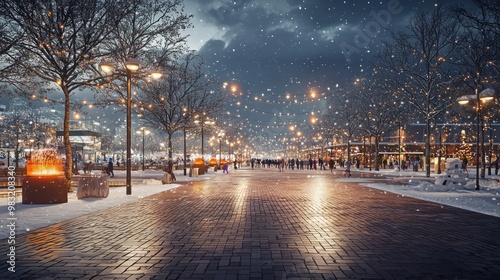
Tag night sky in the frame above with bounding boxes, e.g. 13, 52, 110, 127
182, 0, 471, 152
0, 1, 474, 155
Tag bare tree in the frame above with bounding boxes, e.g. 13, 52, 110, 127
0, 0, 128, 189
1, 0, 192, 190
0, 10, 23, 84
325, 86, 362, 165
467, 0, 500, 34
137, 54, 227, 158
92, 0, 192, 169
452, 2, 500, 178
216, 116, 245, 163
378, 4, 460, 177
355, 74, 405, 171
101, 0, 191, 66
318, 87, 342, 159
0, 111, 35, 168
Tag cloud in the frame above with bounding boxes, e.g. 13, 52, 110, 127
185, 0, 473, 151
191, 1, 396, 87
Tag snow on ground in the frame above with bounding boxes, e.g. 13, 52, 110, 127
361, 179, 499, 218
339, 168, 500, 218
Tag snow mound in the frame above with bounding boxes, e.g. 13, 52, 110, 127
416, 181, 464, 192
416, 179, 499, 192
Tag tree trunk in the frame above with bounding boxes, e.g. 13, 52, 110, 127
63, 86, 73, 192
347, 136, 351, 166
15, 139, 20, 169
425, 116, 431, 177
481, 119, 485, 178
375, 136, 380, 171
168, 132, 173, 159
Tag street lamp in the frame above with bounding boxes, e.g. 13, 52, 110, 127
398, 124, 402, 172
194, 115, 215, 160
487, 121, 493, 175
229, 141, 234, 167
457, 87, 496, 190
218, 130, 225, 166
437, 126, 443, 175
369, 135, 372, 171
136, 127, 150, 171
100, 58, 161, 195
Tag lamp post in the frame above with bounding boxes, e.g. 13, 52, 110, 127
229, 142, 234, 167
398, 123, 402, 172
218, 130, 225, 166
137, 127, 150, 171
363, 137, 366, 168
457, 88, 496, 190
194, 115, 215, 160
488, 122, 493, 176
369, 135, 372, 171
183, 127, 187, 176
437, 126, 442, 175
100, 58, 161, 195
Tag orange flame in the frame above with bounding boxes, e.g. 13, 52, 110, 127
26, 149, 64, 176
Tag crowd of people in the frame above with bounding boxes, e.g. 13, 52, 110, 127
250, 158, 339, 172
248, 155, 500, 176
248, 156, 427, 174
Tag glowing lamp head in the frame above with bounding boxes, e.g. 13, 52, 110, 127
149, 71, 163, 79
457, 96, 469, 105
126, 58, 140, 71
100, 62, 114, 73
479, 88, 496, 102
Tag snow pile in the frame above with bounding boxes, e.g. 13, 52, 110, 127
415, 179, 499, 192
358, 178, 500, 217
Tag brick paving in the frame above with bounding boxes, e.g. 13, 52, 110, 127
1, 167, 500, 279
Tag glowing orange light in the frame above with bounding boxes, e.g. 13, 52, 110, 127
26, 149, 64, 176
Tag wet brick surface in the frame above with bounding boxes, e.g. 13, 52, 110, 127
1, 168, 500, 279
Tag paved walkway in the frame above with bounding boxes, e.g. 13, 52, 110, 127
1, 168, 500, 279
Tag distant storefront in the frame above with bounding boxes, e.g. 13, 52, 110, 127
56, 129, 102, 164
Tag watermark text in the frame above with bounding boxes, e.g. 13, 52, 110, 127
6, 166, 16, 273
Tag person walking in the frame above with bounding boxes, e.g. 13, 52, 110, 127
108, 158, 114, 178
344, 159, 351, 177
167, 159, 176, 181
462, 156, 468, 177
494, 156, 499, 175
329, 158, 335, 173
413, 157, 419, 172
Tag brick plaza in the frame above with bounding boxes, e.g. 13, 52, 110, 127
1, 168, 500, 279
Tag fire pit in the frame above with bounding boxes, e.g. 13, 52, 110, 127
191, 157, 206, 175
23, 149, 67, 204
